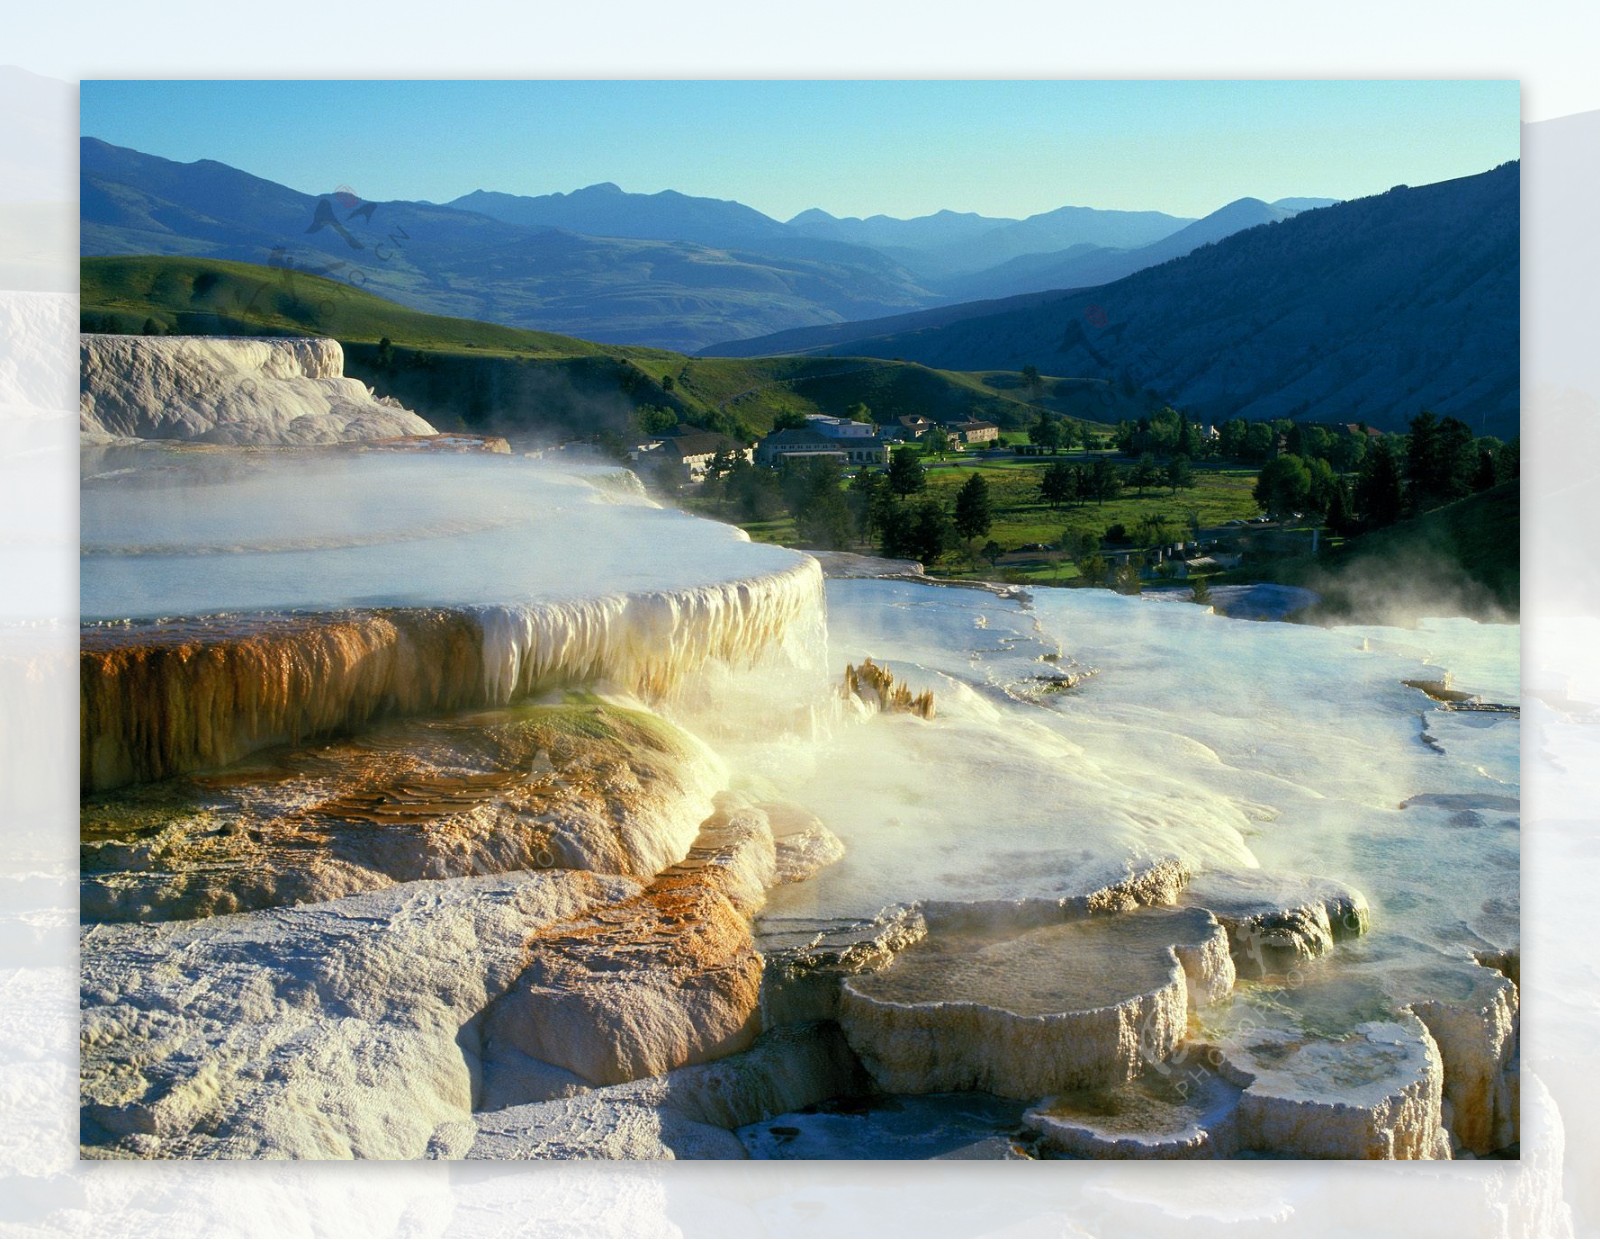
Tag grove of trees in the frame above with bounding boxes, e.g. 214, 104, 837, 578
1251, 411, 1515, 534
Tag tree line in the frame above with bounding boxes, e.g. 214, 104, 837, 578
1253, 411, 1516, 533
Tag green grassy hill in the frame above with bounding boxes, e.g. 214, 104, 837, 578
81, 255, 613, 357
82, 256, 1122, 440
1270, 482, 1519, 621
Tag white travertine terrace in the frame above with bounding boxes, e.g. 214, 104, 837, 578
837, 907, 1233, 1099
80, 334, 437, 444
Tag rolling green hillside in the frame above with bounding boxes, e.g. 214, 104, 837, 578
82, 255, 1125, 440
1270, 482, 1520, 621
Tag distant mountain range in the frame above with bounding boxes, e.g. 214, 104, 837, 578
81, 139, 939, 352
934, 197, 1318, 303
785, 202, 1199, 276
81, 136, 1336, 352
711, 164, 1520, 439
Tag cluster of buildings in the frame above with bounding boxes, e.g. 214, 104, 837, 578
631, 412, 1002, 480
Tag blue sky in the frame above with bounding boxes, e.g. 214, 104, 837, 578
80, 80, 1520, 221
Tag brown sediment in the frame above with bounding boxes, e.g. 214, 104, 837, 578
482, 799, 775, 1086
1403, 678, 1477, 705
81, 610, 484, 794
843, 658, 935, 719
80, 557, 828, 794
80, 700, 721, 922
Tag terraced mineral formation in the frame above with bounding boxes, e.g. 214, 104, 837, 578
838, 906, 1234, 1099
80, 449, 826, 792
1407, 958, 1520, 1155
80, 334, 437, 444
1026, 1062, 1245, 1159
757, 907, 929, 1027
81, 555, 824, 794
1217, 1016, 1452, 1159
75, 405, 1521, 1165
1024, 1014, 1456, 1161
80, 700, 724, 922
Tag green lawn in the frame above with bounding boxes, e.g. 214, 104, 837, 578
737, 516, 798, 547
916, 458, 1261, 566
680, 455, 1265, 581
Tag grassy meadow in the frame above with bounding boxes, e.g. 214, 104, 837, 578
81, 256, 1131, 440
690, 451, 1266, 584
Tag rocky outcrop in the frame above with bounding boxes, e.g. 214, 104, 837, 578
80, 334, 436, 444
79, 869, 635, 1160
80, 700, 723, 922
838, 907, 1232, 1099
1180, 869, 1370, 978
480, 799, 777, 1087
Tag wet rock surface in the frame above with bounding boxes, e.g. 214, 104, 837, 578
1180, 869, 1369, 979
80, 701, 723, 922
479, 796, 776, 1087
838, 906, 1232, 1098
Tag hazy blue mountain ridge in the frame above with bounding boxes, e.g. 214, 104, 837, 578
81, 139, 939, 351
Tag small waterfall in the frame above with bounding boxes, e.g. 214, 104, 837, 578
476, 558, 828, 705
